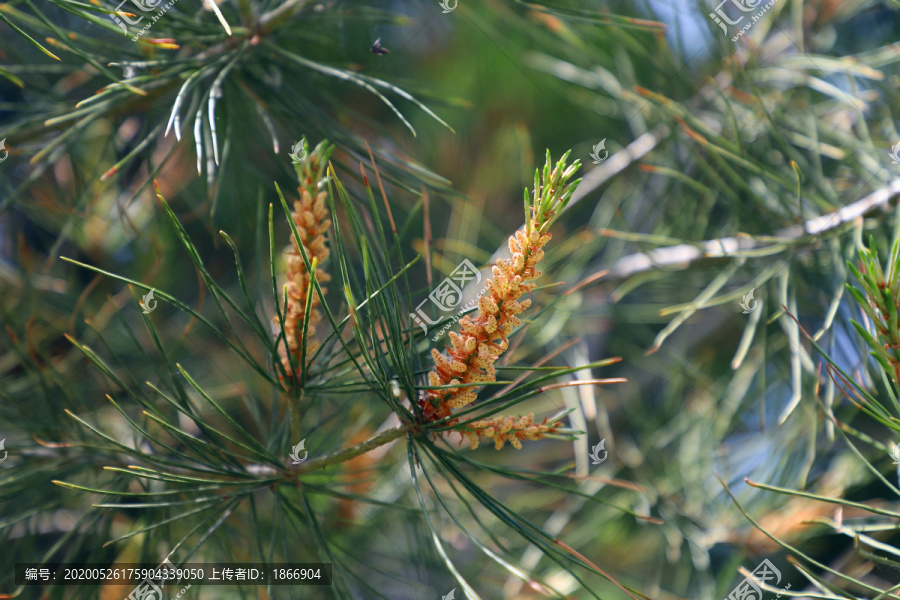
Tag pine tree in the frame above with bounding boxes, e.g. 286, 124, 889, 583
3, 0, 900, 599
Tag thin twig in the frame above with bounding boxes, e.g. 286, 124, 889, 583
569, 125, 670, 209
290, 422, 415, 475
602, 177, 900, 281
244, 421, 414, 477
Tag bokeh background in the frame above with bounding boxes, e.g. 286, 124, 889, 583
3, 0, 900, 598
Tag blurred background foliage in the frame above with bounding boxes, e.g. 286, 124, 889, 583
3, 0, 900, 598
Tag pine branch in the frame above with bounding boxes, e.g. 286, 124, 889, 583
291, 423, 415, 475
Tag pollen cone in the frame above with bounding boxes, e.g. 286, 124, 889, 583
273, 139, 333, 380
419, 151, 583, 450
